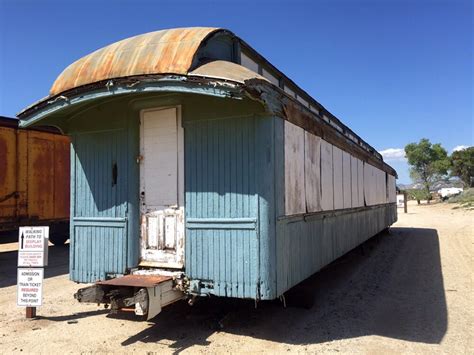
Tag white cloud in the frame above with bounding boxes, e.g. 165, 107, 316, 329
452, 145, 470, 152
379, 148, 406, 161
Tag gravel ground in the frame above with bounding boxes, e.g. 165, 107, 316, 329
0, 201, 472, 354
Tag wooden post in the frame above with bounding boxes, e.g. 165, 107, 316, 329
403, 191, 408, 213
26, 306, 36, 318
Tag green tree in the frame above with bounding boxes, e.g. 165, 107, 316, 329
407, 189, 431, 205
405, 139, 450, 200
450, 147, 474, 187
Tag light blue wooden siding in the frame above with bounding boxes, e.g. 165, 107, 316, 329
70, 224, 127, 281
70, 129, 130, 282
73, 130, 127, 218
65, 94, 262, 285
185, 116, 261, 298
276, 204, 397, 296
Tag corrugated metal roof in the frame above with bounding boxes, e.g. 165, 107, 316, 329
50, 27, 220, 95
189, 60, 266, 83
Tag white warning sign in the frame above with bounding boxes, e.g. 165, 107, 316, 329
17, 268, 44, 307
18, 226, 49, 267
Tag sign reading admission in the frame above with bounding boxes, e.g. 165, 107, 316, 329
17, 268, 44, 307
18, 226, 49, 267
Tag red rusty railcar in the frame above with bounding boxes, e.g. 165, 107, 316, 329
0, 116, 70, 245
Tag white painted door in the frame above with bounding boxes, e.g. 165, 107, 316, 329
139, 107, 184, 268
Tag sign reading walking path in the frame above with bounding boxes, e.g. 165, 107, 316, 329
18, 226, 49, 267
17, 226, 49, 316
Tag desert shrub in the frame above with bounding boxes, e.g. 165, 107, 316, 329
407, 189, 432, 204
448, 188, 474, 209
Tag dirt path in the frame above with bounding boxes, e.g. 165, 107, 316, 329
0, 202, 472, 354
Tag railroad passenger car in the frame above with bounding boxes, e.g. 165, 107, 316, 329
0, 116, 70, 245
18, 27, 397, 318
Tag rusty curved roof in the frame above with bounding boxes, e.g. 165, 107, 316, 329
50, 27, 221, 95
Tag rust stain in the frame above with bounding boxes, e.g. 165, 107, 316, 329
0, 121, 70, 223
50, 27, 220, 95
29, 134, 55, 219
0, 127, 17, 219
0, 136, 7, 187
96, 274, 172, 288
54, 137, 70, 219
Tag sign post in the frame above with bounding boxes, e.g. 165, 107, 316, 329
403, 191, 408, 213
17, 226, 48, 318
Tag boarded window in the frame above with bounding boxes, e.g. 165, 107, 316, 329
373, 167, 385, 204
347, 133, 357, 143
364, 163, 374, 206
310, 105, 319, 114
350, 155, 358, 207
333, 146, 343, 209
329, 120, 343, 133
241, 52, 259, 73
262, 68, 279, 86
284, 85, 296, 98
305, 132, 321, 212
357, 159, 364, 207
320, 139, 334, 211
284, 121, 305, 215
284, 125, 389, 215
342, 151, 352, 209
297, 95, 309, 107
387, 174, 397, 203
364, 164, 389, 206
375, 166, 381, 204
373, 165, 379, 205
379, 168, 387, 204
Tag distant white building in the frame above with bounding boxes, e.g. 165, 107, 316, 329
396, 194, 405, 208
438, 187, 463, 199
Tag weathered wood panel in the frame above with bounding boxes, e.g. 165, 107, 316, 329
333, 146, 344, 210
364, 162, 375, 206
304, 132, 321, 212
358, 158, 364, 207
320, 139, 334, 211
279, 100, 396, 177
284, 121, 305, 215
388, 174, 397, 203
351, 155, 359, 207
381, 170, 385, 204
342, 151, 352, 209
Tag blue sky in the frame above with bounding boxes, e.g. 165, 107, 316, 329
0, 0, 472, 183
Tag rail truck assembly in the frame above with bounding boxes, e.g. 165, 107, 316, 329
0, 116, 70, 245
18, 27, 397, 320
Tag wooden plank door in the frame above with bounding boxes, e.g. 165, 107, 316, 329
139, 107, 184, 268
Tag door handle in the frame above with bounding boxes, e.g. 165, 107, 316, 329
112, 162, 118, 187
